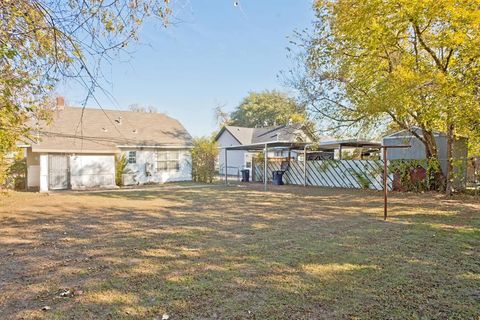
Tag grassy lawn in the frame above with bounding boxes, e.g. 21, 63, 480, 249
0, 184, 479, 319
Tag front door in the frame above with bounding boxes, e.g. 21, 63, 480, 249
49, 154, 69, 190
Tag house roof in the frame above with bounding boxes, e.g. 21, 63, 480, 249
384, 127, 443, 138
218, 126, 256, 145
25, 107, 192, 153
383, 127, 468, 141
317, 139, 381, 149
216, 124, 312, 145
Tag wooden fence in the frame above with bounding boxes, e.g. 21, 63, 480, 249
254, 159, 393, 191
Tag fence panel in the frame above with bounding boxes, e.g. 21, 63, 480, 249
253, 159, 392, 190
253, 164, 263, 182
253, 159, 283, 182
252, 157, 480, 193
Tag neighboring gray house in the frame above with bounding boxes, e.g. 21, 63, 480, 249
382, 127, 468, 175
215, 124, 314, 175
19, 102, 192, 192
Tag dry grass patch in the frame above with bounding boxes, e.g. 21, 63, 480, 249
0, 184, 479, 319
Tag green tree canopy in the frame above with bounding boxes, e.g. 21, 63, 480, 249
291, 0, 480, 192
229, 90, 312, 129
0, 0, 171, 182
292, 0, 480, 154
190, 137, 219, 184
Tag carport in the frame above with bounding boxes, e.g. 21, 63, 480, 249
222, 141, 310, 191
317, 139, 382, 159
223, 141, 410, 220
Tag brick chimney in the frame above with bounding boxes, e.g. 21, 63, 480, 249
56, 96, 65, 110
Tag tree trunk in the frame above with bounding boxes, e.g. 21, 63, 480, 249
416, 127, 445, 191
422, 129, 438, 160
445, 123, 455, 196
405, 126, 438, 160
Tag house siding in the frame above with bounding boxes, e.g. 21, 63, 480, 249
39, 154, 49, 192
217, 130, 248, 175
26, 148, 40, 189
30, 152, 116, 191
121, 149, 191, 185
70, 155, 116, 189
29, 149, 191, 191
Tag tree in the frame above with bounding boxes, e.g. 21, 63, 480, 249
230, 90, 313, 130
0, 0, 171, 183
1, 149, 26, 191
190, 137, 219, 183
213, 102, 231, 128
128, 104, 158, 113
291, 0, 480, 194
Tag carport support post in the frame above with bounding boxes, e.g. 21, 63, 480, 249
224, 148, 228, 186
264, 143, 268, 191
475, 156, 478, 198
381, 144, 410, 220
303, 145, 307, 186
383, 147, 388, 220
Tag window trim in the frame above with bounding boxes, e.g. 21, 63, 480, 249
128, 151, 136, 164
156, 150, 180, 172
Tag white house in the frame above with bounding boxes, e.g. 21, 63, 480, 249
214, 124, 314, 175
19, 99, 192, 192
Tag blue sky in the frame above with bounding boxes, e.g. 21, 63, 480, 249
60, 0, 315, 137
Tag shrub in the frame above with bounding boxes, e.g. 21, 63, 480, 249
0, 154, 8, 188
191, 137, 219, 183
1, 149, 26, 190
389, 158, 443, 192
115, 154, 128, 186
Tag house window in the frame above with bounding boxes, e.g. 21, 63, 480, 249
157, 151, 180, 172
128, 151, 136, 164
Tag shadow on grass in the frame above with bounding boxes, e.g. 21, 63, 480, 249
0, 185, 478, 319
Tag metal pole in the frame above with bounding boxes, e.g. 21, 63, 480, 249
303, 145, 307, 186
224, 148, 228, 186
383, 147, 388, 220
264, 144, 268, 191
475, 156, 479, 198
24, 148, 28, 191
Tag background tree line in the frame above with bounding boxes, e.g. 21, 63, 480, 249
214, 89, 316, 137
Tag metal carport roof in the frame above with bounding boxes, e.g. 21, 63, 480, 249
223, 141, 310, 151
221, 141, 312, 191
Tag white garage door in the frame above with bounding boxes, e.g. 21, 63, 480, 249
69, 155, 116, 189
